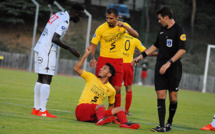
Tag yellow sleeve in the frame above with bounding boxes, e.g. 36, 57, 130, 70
108, 86, 116, 104
80, 70, 94, 81
91, 25, 103, 45
135, 38, 146, 52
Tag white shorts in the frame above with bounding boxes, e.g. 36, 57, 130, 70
34, 50, 56, 75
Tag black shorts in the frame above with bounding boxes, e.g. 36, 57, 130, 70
154, 60, 182, 92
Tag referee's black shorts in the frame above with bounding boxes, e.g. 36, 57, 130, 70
154, 60, 182, 92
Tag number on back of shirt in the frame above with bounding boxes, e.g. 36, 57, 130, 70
48, 14, 59, 24
125, 40, 130, 51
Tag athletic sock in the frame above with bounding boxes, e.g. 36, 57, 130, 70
117, 111, 128, 124
157, 99, 166, 127
34, 82, 41, 110
211, 113, 215, 127
167, 102, 178, 124
40, 84, 50, 112
125, 91, 132, 113
115, 94, 121, 107
96, 107, 106, 121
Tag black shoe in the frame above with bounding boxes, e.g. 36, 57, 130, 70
166, 123, 172, 132
151, 126, 166, 132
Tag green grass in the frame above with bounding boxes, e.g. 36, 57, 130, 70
0, 68, 214, 134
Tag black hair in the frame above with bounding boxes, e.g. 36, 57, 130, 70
106, 8, 119, 17
105, 63, 116, 78
71, 3, 84, 11
156, 6, 173, 19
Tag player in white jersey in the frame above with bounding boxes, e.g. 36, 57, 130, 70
31, 4, 84, 118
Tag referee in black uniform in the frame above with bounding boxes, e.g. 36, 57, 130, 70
132, 6, 186, 132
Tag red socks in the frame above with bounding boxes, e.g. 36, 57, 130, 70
115, 94, 121, 107
117, 111, 128, 124
96, 107, 106, 121
125, 91, 132, 113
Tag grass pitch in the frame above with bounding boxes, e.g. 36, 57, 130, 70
0, 68, 214, 134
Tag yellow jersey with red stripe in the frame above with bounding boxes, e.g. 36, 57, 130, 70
123, 34, 146, 63
91, 22, 131, 59
78, 70, 116, 105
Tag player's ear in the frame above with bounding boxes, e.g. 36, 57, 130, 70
107, 72, 112, 78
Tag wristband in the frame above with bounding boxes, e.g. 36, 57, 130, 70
169, 59, 173, 63
141, 52, 148, 58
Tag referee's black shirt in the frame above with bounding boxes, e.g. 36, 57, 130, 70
154, 23, 186, 62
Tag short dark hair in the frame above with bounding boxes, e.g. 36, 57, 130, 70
105, 63, 115, 78
156, 6, 173, 19
106, 8, 119, 17
71, 3, 84, 11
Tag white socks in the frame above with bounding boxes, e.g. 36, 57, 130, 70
40, 84, 50, 112
34, 82, 41, 110
211, 113, 215, 127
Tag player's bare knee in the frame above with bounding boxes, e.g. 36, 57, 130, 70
96, 105, 106, 110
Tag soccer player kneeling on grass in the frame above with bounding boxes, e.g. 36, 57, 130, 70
73, 46, 140, 129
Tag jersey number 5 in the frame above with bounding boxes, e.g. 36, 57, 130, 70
91, 96, 99, 103
110, 42, 116, 50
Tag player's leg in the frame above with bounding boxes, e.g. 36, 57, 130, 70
32, 74, 42, 115
124, 63, 133, 115
110, 107, 140, 129
75, 104, 97, 122
166, 61, 182, 131
96, 105, 116, 126
110, 59, 124, 107
36, 50, 57, 118
114, 86, 122, 107
125, 85, 132, 115
32, 52, 41, 115
201, 113, 215, 131
151, 61, 168, 132
39, 74, 52, 112
166, 91, 178, 132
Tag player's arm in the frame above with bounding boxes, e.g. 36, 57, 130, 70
52, 33, 80, 58
159, 49, 186, 74
74, 46, 92, 76
132, 45, 158, 66
116, 22, 139, 38
90, 43, 97, 68
108, 103, 114, 110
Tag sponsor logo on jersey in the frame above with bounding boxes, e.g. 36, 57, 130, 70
61, 26, 65, 30
42, 28, 48, 36
93, 34, 96, 38
180, 34, 186, 41
160, 32, 164, 34
166, 39, 173, 47
38, 57, 43, 64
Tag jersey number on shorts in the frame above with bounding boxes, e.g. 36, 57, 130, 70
48, 14, 59, 24
125, 40, 130, 51
110, 42, 116, 50
91, 96, 99, 103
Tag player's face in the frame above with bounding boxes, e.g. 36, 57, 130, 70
71, 11, 84, 23
98, 65, 111, 78
106, 13, 118, 27
158, 14, 168, 27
